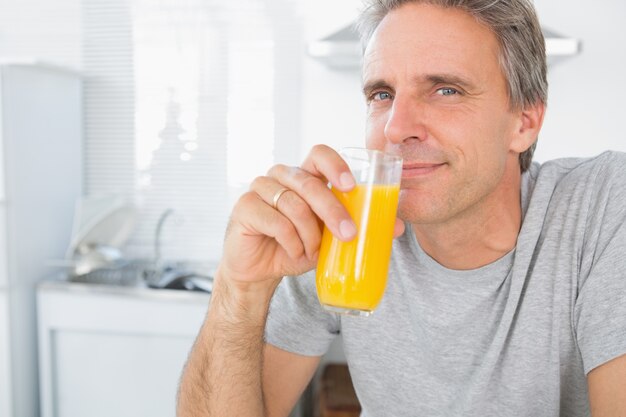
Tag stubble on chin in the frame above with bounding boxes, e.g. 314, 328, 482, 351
396, 190, 438, 225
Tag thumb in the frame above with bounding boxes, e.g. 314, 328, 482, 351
393, 217, 405, 238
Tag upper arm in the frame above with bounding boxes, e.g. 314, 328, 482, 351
587, 353, 626, 417
262, 343, 321, 417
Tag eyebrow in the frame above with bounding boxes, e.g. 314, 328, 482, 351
423, 74, 476, 90
362, 79, 392, 97
362, 73, 477, 97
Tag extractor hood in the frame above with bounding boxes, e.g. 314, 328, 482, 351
308, 24, 580, 69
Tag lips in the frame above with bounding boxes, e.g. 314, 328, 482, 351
401, 162, 446, 178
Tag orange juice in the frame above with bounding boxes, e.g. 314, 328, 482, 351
316, 184, 400, 314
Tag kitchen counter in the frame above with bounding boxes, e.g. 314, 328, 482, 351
39, 276, 212, 303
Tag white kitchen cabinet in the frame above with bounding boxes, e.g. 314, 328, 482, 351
37, 281, 210, 417
37, 280, 312, 417
0, 63, 82, 417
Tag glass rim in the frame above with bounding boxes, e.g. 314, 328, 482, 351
339, 147, 403, 163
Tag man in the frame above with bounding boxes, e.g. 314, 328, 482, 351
178, 0, 626, 416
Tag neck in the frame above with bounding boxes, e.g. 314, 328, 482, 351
412, 161, 523, 271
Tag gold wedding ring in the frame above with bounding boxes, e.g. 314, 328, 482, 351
272, 187, 290, 210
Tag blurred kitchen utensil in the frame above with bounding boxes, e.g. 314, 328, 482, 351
48, 195, 137, 277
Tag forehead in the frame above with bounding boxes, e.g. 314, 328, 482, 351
362, 3, 503, 86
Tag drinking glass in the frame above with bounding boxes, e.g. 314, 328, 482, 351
316, 147, 403, 316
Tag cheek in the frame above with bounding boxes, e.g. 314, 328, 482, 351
365, 115, 387, 150
447, 114, 509, 173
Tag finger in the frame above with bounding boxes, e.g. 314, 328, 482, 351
250, 176, 322, 260
274, 189, 323, 260
393, 218, 405, 238
267, 165, 357, 242
300, 144, 355, 192
234, 192, 306, 260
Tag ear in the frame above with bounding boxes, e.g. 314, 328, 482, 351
509, 101, 546, 153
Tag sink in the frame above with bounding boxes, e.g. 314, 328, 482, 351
68, 258, 214, 293
67, 258, 150, 287
144, 264, 213, 293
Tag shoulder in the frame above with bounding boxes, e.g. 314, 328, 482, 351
520, 152, 626, 251
531, 151, 626, 202
551, 151, 624, 182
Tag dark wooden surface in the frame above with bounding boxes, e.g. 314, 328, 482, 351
318, 363, 362, 417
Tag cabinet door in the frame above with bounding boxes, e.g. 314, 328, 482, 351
38, 286, 210, 417
52, 329, 194, 417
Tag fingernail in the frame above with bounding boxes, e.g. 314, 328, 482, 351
339, 172, 355, 190
339, 220, 357, 240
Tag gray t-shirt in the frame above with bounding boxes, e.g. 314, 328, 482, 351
265, 151, 626, 417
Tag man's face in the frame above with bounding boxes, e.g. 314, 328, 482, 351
363, 3, 525, 225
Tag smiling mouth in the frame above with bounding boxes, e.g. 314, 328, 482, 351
402, 162, 446, 178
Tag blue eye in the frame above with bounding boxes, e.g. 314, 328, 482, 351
437, 87, 459, 96
372, 91, 392, 101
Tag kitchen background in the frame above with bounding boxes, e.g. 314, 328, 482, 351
0, 0, 624, 416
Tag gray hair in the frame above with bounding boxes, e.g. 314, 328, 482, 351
356, 0, 547, 173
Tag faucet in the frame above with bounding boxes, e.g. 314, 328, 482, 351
154, 208, 175, 272
143, 208, 212, 292
142, 208, 175, 286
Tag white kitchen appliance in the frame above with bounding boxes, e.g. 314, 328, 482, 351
0, 63, 82, 417
47, 195, 138, 279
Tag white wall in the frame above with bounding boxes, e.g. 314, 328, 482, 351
534, 0, 626, 162
297, 0, 366, 157
297, 0, 626, 163
0, 0, 81, 70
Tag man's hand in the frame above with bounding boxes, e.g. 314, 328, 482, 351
221, 144, 354, 289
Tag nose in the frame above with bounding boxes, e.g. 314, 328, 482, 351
384, 95, 427, 145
